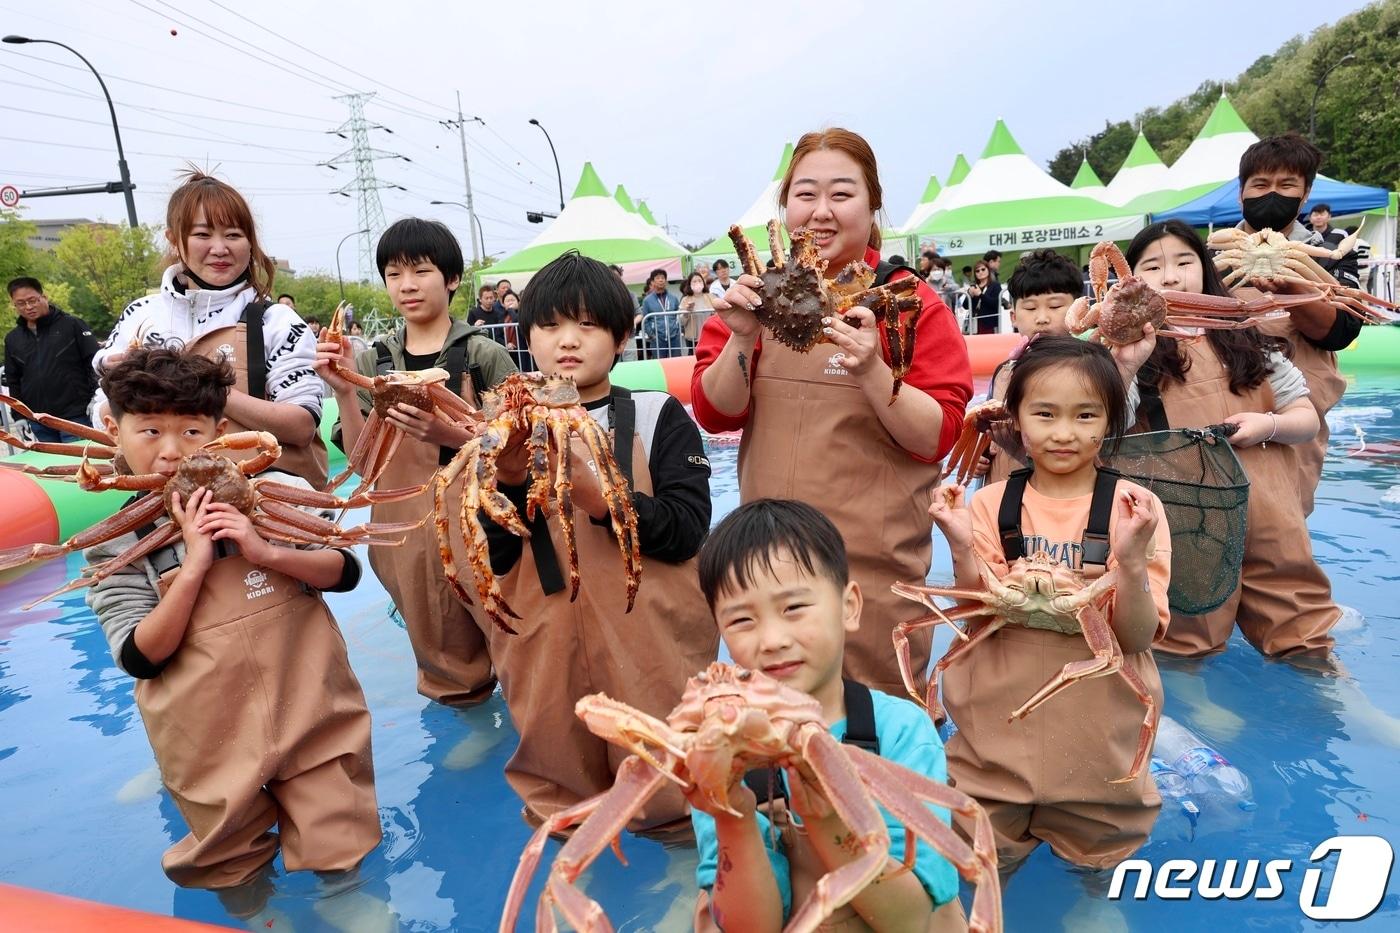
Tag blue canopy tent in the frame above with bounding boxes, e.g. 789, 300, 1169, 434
1153, 175, 1390, 226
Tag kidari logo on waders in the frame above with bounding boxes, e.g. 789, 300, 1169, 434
243, 569, 274, 601
824, 352, 849, 377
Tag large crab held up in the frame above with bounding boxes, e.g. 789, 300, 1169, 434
500, 662, 1003, 933
1067, 241, 1318, 347
0, 431, 427, 608
892, 550, 1156, 783
434, 372, 640, 634
1207, 228, 1398, 324
321, 302, 480, 495
728, 219, 923, 403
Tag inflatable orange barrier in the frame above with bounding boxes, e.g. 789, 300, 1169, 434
609, 333, 1024, 404
0, 883, 228, 932
0, 466, 59, 552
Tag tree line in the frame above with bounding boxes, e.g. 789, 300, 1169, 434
1047, 1, 1398, 194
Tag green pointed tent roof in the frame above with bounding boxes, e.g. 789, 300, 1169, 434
637, 201, 658, 225
613, 183, 637, 212
484, 163, 687, 286
1071, 160, 1105, 189
947, 153, 972, 187
572, 162, 608, 199
771, 141, 794, 181
1198, 93, 1250, 139
918, 175, 942, 203
981, 120, 1023, 159
1121, 132, 1165, 169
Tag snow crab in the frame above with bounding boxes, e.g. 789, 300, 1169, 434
728, 219, 923, 403
1067, 240, 1320, 347
501, 662, 1003, 933
434, 371, 640, 634
941, 399, 1012, 486
0, 430, 426, 608
320, 302, 480, 494
0, 393, 126, 478
1207, 228, 1398, 324
892, 550, 1156, 782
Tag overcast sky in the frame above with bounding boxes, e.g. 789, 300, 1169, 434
0, 0, 1371, 279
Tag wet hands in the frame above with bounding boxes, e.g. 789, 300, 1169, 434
385, 402, 475, 448
171, 488, 272, 569
313, 335, 358, 395
1111, 487, 1157, 572
1221, 410, 1276, 448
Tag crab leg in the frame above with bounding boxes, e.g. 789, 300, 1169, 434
766, 218, 786, 270
727, 223, 764, 278
255, 478, 428, 511
257, 498, 424, 539
524, 407, 552, 522
547, 411, 581, 600
784, 730, 893, 933
0, 461, 115, 480
433, 443, 487, 613
894, 606, 1003, 720
500, 756, 671, 933
0, 488, 168, 578
22, 515, 180, 609
851, 748, 1004, 933
459, 435, 524, 628
0, 394, 117, 446
252, 515, 408, 549
573, 412, 640, 610
192, 431, 282, 475
0, 430, 117, 460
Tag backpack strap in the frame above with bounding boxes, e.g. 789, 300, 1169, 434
608, 385, 635, 486
998, 465, 1120, 571
238, 300, 272, 400
374, 340, 394, 374
742, 678, 879, 806
1082, 466, 1121, 573
840, 678, 879, 753
998, 468, 1032, 561
872, 260, 921, 288
1134, 369, 1169, 432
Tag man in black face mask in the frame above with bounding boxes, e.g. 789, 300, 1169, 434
1233, 132, 1360, 516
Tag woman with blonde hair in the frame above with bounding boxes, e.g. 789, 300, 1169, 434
92, 169, 328, 486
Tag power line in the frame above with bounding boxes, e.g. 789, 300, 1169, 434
0, 104, 332, 155
3, 50, 336, 122
0, 134, 316, 166
201, 0, 451, 118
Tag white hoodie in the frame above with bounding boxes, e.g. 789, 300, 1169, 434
91, 264, 323, 422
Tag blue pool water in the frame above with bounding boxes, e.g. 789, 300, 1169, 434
2, 380, 1399, 932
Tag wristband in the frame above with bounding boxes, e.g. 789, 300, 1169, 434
1262, 411, 1277, 448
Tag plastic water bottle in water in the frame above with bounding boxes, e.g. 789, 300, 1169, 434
1154, 715, 1255, 824
1150, 757, 1201, 839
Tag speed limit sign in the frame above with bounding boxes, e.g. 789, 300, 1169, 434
0, 186, 19, 208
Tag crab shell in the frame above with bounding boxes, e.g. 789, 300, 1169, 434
1094, 277, 1169, 347
369, 369, 451, 418
161, 453, 257, 516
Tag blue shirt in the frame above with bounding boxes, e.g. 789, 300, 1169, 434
691, 688, 960, 920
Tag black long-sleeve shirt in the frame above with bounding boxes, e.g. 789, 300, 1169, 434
484, 392, 711, 577
3, 305, 99, 421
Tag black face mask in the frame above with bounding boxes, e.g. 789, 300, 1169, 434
1241, 192, 1303, 233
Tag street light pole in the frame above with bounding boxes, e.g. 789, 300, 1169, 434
528, 118, 565, 212
1309, 52, 1356, 141
3, 35, 138, 227
336, 228, 369, 300
430, 200, 487, 258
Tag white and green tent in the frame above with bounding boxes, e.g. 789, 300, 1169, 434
1070, 158, 1107, 198
613, 184, 687, 254
482, 163, 687, 289
899, 153, 971, 237
693, 142, 794, 265
909, 120, 1144, 258
1103, 131, 1170, 207
1122, 95, 1258, 214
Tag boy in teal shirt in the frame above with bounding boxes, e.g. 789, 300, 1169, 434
691, 498, 967, 931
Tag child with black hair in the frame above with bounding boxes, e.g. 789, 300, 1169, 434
690, 499, 966, 932
975, 249, 1149, 486
1233, 132, 1360, 515
481, 250, 717, 834
931, 335, 1170, 873
86, 347, 379, 894
318, 217, 517, 706
1126, 220, 1333, 661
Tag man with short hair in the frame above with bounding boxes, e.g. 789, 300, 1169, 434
473, 283, 508, 346
276, 293, 296, 309
708, 259, 733, 301
4, 277, 100, 442
639, 268, 681, 359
